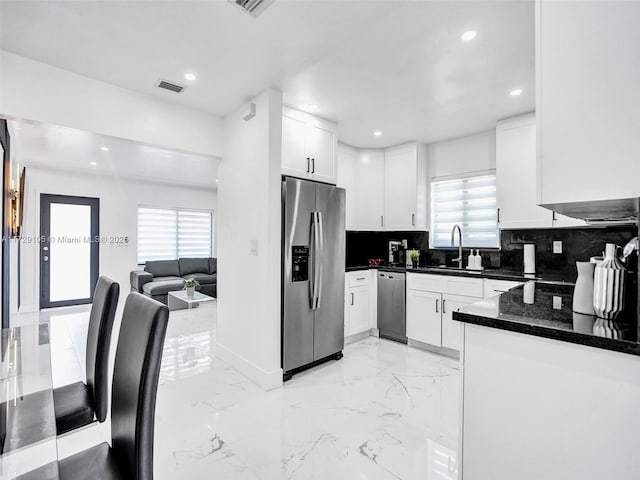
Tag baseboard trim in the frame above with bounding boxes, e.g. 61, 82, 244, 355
407, 338, 460, 360
345, 330, 370, 345
216, 343, 283, 391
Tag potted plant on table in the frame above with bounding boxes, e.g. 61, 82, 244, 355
184, 278, 200, 298
409, 250, 420, 269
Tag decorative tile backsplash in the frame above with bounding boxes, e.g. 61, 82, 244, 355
500, 226, 638, 281
346, 225, 638, 283
345, 231, 429, 267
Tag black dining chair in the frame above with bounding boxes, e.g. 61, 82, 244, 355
19, 293, 169, 480
53, 276, 120, 435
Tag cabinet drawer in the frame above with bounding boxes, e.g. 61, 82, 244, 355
483, 279, 523, 299
441, 276, 483, 298
407, 273, 445, 292
347, 271, 371, 287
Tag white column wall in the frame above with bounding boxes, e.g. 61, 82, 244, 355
216, 88, 283, 390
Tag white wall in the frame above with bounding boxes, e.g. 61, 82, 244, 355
216, 88, 283, 391
0, 51, 224, 158
428, 130, 495, 179
18, 166, 216, 312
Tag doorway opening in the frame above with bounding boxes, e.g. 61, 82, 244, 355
40, 194, 99, 309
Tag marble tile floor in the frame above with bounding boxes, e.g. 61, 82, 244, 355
27, 301, 461, 479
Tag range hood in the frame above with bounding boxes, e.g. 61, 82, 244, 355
541, 198, 639, 225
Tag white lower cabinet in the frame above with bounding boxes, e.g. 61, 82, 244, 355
347, 286, 371, 335
441, 294, 477, 351
406, 290, 441, 345
406, 273, 483, 351
344, 271, 374, 337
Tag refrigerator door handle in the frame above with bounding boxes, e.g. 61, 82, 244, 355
309, 211, 317, 309
315, 211, 324, 309
310, 211, 322, 310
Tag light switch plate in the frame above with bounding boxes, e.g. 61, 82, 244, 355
553, 296, 562, 310
553, 241, 563, 254
250, 239, 258, 256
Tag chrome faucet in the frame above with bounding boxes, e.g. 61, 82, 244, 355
451, 224, 463, 269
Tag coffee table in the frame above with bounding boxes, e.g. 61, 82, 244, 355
167, 290, 215, 311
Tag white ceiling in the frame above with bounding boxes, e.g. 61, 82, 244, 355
0, 0, 535, 148
7, 120, 219, 189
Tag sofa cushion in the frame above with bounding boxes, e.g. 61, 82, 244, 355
208, 257, 217, 274
179, 258, 210, 276
144, 260, 180, 278
142, 278, 185, 296
182, 273, 217, 285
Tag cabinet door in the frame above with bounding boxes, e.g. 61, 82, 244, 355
352, 151, 385, 230
337, 145, 357, 229
282, 112, 309, 178
537, 1, 640, 204
406, 290, 441, 346
348, 286, 371, 335
441, 294, 476, 351
496, 117, 551, 229
344, 282, 350, 336
384, 146, 418, 230
307, 121, 336, 184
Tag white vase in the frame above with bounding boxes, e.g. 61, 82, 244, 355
186, 286, 195, 298
593, 243, 626, 319
572, 261, 596, 315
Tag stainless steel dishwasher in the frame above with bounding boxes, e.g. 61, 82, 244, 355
377, 271, 406, 343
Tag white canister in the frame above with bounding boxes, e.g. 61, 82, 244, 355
572, 261, 596, 315
523, 244, 536, 274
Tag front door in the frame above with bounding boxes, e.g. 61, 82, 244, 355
40, 194, 99, 309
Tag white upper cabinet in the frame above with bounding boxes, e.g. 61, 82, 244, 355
352, 150, 385, 230
384, 144, 428, 230
282, 112, 307, 177
281, 107, 338, 184
337, 142, 427, 231
497, 114, 585, 229
496, 115, 551, 229
337, 144, 357, 230
537, 1, 640, 205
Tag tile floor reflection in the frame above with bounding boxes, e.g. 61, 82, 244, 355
155, 302, 460, 480
33, 300, 460, 479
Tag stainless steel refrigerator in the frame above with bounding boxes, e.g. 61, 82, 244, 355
282, 177, 345, 380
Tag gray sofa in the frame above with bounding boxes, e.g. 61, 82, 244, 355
130, 257, 217, 305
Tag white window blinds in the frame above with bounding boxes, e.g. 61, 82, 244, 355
138, 207, 213, 263
430, 173, 499, 248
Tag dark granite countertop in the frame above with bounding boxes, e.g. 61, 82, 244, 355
345, 265, 572, 283
453, 281, 640, 356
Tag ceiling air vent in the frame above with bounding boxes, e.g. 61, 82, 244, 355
156, 79, 185, 93
229, 0, 274, 17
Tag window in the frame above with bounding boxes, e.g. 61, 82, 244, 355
430, 172, 498, 248
137, 207, 213, 263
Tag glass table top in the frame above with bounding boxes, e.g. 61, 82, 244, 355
1, 325, 59, 479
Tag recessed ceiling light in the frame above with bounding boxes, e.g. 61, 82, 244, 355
100, 146, 109, 151
373, 130, 382, 137
307, 103, 318, 110
461, 30, 477, 42
90, 161, 97, 166
215, 179, 219, 183
184, 72, 197, 82
510, 88, 523, 97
